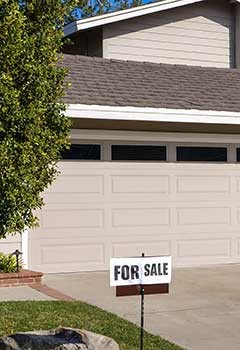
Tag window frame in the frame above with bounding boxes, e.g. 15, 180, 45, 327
62, 138, 240, 163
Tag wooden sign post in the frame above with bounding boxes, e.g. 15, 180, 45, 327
110, 254, 172, 350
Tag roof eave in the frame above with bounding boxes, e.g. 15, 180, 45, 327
64, 0, 240, 35
66, 104, 240, 125
64, 0, 205, 35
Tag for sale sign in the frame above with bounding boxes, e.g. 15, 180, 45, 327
110, 256, 172, 287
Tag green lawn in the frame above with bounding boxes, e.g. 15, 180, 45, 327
0, 301, 184, 350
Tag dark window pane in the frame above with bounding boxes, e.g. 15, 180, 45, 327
177, 147, 227, 162
237, 149, 240, 162
112, 145, 166, 161
61, 144, 101, 160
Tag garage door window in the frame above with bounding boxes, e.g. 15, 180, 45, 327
177, 147, 227, 162
61, 144, 101, 160
111, 145, 167, 161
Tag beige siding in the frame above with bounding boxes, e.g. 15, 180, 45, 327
0, 234, 22, 255
29, 162, 240, 273
103, 0, 234, 67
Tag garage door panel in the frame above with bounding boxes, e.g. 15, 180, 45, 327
30, 228, 106, 240
41, 243, 105, 265
29, 237, 107, 273
175, 256, 235, 267
172, 225, 235, 234
235, 177, 240, 192
109, 225, 237, 236
177, 239, 231, 258
44, 176, 104, 204
112, 239, 171, 257
46, 175, 104, 194
44, 193, 106, 204
112, 208, 170, 227
175, 175, 232, 201
236, 208, 240, 224
174, 176, 233, 203
42, 202, 108, 210
111, 175, 169, 194
57, 162, 107, 173
109, 227, 174, 236
29, 162, 240, 273
44, 164, 106, 204
176, 207, 231, 225
176, 176, 230, 194
42, 209, 104, 229
236, 239, 240, 256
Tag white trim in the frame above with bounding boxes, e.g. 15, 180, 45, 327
21, 229, 29, 269
228, 144, 237, 162
70, 129, 240, 144
64, 0, 240, 35
69, 132, 240, 162
66, 104, 240, 125
167, 143, 176, 162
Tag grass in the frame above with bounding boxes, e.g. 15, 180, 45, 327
0, 301, 184, 350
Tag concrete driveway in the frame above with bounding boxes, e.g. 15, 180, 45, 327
44, 264, 240, 350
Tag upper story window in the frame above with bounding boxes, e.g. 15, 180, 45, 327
176, 147, 227, 162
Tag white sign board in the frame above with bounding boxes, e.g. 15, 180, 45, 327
110, 256, 172, 287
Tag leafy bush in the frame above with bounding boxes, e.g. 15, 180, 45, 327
0, 1, 74, 239
0, 252, 21, 273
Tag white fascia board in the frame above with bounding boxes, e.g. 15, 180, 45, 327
70, 128, 240, 144
64, 0, 204, 35
66, 104, 240, 125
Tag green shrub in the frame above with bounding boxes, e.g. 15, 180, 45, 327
0, 252, 21, 273
0, 1, 75, 239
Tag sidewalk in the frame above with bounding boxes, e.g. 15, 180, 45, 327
0, 286, 54, 301
0, 284, 75, 301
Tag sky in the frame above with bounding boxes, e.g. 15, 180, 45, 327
72, 0, 155, 19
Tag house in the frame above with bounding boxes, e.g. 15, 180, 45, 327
2, 0, 240, 273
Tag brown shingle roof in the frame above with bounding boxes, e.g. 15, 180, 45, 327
61, 54, 240, 112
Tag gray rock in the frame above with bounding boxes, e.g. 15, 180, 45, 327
0, 327, 119, 350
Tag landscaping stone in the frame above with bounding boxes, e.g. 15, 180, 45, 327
0, 327, 119, 350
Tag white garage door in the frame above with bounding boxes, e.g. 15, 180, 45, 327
28, 143, 240, 273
